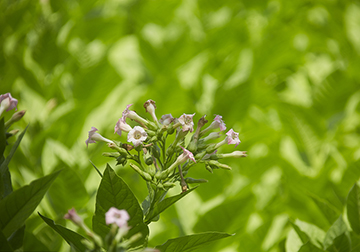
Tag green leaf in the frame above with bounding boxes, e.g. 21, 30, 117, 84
323, 215, 348, 250
92, 164, 149, 248
0, 118, 6, 158
155, 232, 233, 252
0, 125, 28, 199
326, 233, 351, 252
0, 230, 13, 251
8, 225, 25, 250
145, 186, 198, 224
347, 182, 360, 235
289, 219, 326, 250
0, 170, 60, 238
310, 195, 340, 225
38, 213, 88, 252
291, 221, 310, 244
298, 241, 325, 252
47, 167, 89, 215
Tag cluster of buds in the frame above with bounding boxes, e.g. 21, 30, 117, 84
64, 207, 158, 252
0, 93, 26, 136
86, 99, 247, 193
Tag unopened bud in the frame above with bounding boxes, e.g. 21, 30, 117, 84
5, 110, 26, 129
130, 163, 152, 181
185, 177, 208, 184
102, 152, 120, 158
7, 129, 20, 137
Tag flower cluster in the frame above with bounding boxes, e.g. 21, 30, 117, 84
86, 99, 246, 192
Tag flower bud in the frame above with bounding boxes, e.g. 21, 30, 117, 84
130, 163, 152, 181
144, 99, 158, 123
5, 110, 26, 129
185, 177, 208, 184
143, 148, 154, 166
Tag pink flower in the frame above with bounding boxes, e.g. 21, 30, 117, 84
64, 208, 83, 225
0, 93, 18, 115
200, 114, 226, 135
85, 127, 114, 147
177, 146, 196, 164
212, 115, 226, 132
114, 117, 132, 136
127, 126, 148, 147
159, 114, 174, 126
105, 207, 130, 228
178, 113, 195, 132
225, 129, 241, 147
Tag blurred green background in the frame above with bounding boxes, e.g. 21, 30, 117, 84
1, 0, 360, 251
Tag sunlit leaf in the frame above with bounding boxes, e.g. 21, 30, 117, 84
155, 232, 233, 252
0, 170, 60, 238
323, 216, 348, 250
347, 182, 360, 235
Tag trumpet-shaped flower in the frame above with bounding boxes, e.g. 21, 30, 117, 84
213, 115, 226, 132
105, 207, 130, 228
114, 117, 132, 136
177, 146, 196, 164
64, 208, 83, 226
0, 93, 18, 115
85, 127, 114, 147
144, 99, 158, 122
213, 128, 241, 149
122, 104, 148, 126
226, 128, 241, 147
159, 114, 174, 126
178, 113, 195, 132
200, 114, 226, 135
127, 126, 147, 147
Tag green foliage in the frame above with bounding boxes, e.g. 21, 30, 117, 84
39, 213, 88, 252
155, 232, 233, 252
144, 186, 197, 225
92, 164, 149, 249
1, 0, 360, 251
0, 170, 60, 237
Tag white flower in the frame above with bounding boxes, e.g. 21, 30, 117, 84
127, 126, 148, 147
85, 127, 114, 147
105, 207, 130, 228
178, 113, 195, 132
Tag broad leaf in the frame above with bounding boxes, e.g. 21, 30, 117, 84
155, 231, 233, 252
47, 167, 89, 214
323, 215, 348, 250
8, 225, 25, 250
39, 213, 88, 252
0, 230, 13, 251
347, 182, 360, 235
290, 219, 326, 250
310, 195, 340, 225
326, 233, 351, 252
0, 170, 60, 238
92, 164, 148, 248
145, 186, 198, 224
298, 241, 325, 252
